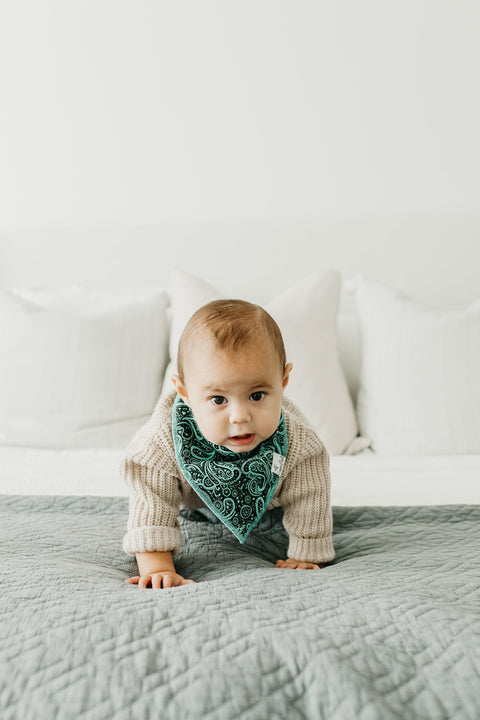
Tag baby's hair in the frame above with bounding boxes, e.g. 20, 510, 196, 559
177, 299, 287, 382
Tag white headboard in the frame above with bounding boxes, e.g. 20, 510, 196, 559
1, 220, 479, 314
2, 223, 478, 408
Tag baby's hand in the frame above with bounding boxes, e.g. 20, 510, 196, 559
124, 571, 196, 589
276, 558, 325, 570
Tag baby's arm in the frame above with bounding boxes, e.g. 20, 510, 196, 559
276, 438, 335, 570
121, 454, 195, 589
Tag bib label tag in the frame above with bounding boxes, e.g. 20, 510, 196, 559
271, 452, 286, 477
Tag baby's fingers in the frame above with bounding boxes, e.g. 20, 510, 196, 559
138, 574, 154, 588
276, 559, 324, 570
180, 578, 196, 585
124, 576, 140, 584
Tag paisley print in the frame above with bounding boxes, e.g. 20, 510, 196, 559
172, 394, 288, 543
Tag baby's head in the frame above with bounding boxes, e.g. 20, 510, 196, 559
172, 299, 293, 453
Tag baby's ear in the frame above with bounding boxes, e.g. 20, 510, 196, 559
282, 362, 293, 389
171, 374, 190, 405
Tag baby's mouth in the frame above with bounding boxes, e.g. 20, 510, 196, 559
229, 433, 255, 445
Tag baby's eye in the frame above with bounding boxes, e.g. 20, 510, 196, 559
210, 396, 227, 406
250, 391, 266, 402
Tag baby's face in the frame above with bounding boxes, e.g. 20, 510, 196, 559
173, 335, 292, 453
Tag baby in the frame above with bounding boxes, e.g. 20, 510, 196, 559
122, 299, 335, 589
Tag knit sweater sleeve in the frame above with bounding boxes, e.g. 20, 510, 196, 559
278, 405, 335, 564
120, 390, 183, 560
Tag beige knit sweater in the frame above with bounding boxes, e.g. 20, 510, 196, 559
120, 389, 335, 564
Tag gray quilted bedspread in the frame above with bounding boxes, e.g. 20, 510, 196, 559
1, 496, 479, 720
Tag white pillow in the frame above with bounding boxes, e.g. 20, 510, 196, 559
161, 267, 370, 455
0, 286, 170, 448
355, 275, 480, 454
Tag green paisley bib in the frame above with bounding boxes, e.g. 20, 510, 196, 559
172, 394, 288, 543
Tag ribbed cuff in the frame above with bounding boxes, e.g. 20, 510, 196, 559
287, 535, 335, 564
122, 526, 182, 558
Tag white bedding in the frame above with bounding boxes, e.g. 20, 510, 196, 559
0, 446, 479, 505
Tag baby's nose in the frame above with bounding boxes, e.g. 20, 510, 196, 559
229, 402, 251, 423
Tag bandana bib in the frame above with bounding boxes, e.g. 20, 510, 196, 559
172, 394, 288, 543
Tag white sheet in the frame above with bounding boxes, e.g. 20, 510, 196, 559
0, 446, 479, 505
330, 450, 480, 505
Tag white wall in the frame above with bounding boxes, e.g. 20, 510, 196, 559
0, 1, 479, 307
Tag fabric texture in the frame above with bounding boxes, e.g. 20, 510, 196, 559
2, 495, 480, 720
161, 266, 370, 455
172, 394, 288, 543
0, 285, 170, 448
121, 389, 335, 564
355, 275, 480, 454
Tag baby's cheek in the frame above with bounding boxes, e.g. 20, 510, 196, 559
262, 414, 282, 437
194, 417, 217, 443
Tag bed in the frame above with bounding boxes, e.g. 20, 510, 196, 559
1, 448, 479, 719
1, 271, 479, 719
